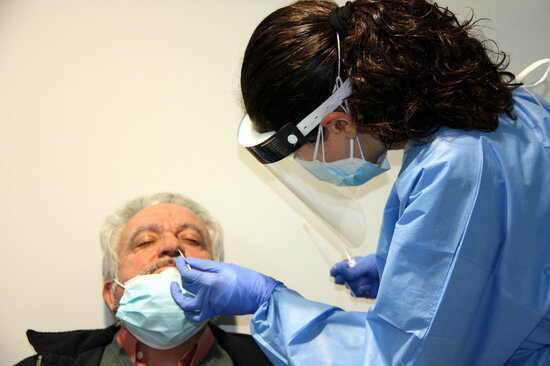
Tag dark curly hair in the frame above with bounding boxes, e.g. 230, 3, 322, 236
241, 0, 518, 146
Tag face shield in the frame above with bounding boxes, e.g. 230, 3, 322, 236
237, 79, 369, 250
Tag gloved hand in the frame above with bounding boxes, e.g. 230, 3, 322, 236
170, 256, 282, 322
330, 253, 379, 299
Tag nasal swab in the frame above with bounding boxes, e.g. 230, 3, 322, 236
177, 249, 193, 270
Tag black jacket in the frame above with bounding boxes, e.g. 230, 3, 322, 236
15, 324, 272, 366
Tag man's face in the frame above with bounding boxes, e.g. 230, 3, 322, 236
103, 203, 213, 312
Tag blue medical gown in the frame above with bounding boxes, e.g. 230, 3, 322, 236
250, 88, 550, 365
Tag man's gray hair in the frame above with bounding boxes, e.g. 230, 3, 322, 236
100, 192, 224, 282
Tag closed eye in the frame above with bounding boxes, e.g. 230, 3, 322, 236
132, 231, 159, 249
180, 237, 202, 246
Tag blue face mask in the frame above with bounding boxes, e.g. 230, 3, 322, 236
295, 126, 390, 186
114, 267, 205, 350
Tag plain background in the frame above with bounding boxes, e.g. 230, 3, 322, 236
1, 0, 549, 364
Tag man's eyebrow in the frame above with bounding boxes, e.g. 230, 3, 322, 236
127, 223, 162, 245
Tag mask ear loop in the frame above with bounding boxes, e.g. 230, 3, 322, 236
350, 137, 366, 161
336, 31, 359, 162
357, 137, 366, 160
314, 32, 345, 164
312, 124, 326, 162
312, 32, 351, 163
114, 279, 125, 289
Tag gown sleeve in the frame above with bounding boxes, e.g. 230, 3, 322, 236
251, 285, 368, 366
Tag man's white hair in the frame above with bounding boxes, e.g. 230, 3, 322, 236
100, 192, 224, 282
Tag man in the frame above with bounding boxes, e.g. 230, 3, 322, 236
16, 192, 272, 366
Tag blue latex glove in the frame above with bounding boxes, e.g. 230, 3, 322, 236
330, 253, 379, 299
170, 256, 282, 322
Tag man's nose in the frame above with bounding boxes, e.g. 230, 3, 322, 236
158, 233, 181, 257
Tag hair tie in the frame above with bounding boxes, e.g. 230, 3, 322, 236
328, 1, 352, 35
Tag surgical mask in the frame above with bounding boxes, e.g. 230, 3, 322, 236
114, 267, 205, 350
295, 126, 390, 186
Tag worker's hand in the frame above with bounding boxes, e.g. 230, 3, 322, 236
330, 254, 379, 299
170, 256, 282, 322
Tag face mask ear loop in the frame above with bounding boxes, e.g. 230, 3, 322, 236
313, 125, 326, 162
312, 32, 348, 164
320, 127, 326, 162
114, 279, 125, 289
356, 136, 366, 161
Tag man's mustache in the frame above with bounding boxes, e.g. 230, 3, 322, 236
139, 257, 178, 276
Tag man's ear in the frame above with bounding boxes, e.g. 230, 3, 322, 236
103, 280, 116, 312
321, 111, 357, 138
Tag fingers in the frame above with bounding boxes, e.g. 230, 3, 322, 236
356, 254, 379, 275
184, 309, 208, 323
333, 274, 346, 285
346, 277, 378, 296
352, 283, 373, 298
184, 257, 224, 272
332, 263, 361, 281
369, 283, 379, 299
176, 256, 192, 274
332, 255, 380, 281
184, 311, 206, 323
349, 281, 379, 299
176, 266, 202, 284
170, 281, 194, 309
170, 283, 210, 322
175, 258, 207, 294
170, 281, 206, 311
330, 259, 350, 276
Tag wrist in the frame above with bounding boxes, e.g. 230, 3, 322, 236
258, 277, 283, 306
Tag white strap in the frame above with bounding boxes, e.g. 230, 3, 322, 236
354, 137, 366, 161
513, 58, 550, 87
313, 124, 326, 162
296, 78, 352, 137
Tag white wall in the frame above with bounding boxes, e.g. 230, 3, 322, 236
1, 1, 548, 364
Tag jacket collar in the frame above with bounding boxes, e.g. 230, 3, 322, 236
26, 325, 119, 357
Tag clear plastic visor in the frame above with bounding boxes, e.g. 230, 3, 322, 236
264, 152, 367, 248
237, 89, 367, 248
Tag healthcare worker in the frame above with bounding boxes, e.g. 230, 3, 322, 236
171, 1, 550, 365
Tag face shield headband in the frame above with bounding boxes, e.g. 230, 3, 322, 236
238, 78, 352, 164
